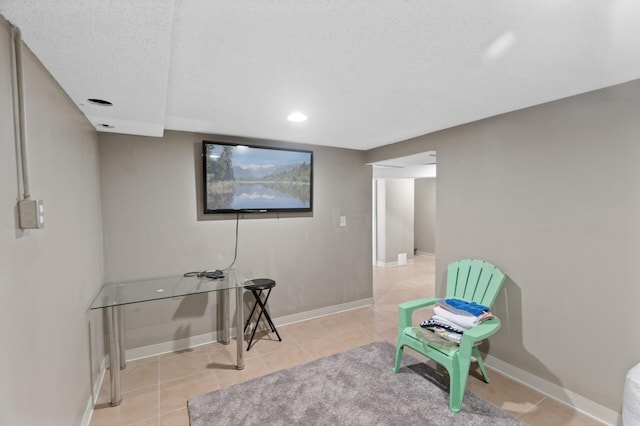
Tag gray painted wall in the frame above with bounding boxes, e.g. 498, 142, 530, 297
414, 178, 436, 254
0, 17, 104, 425
375, 179, 414, 265
98, 131, 373, 350
367, 79, 640, 413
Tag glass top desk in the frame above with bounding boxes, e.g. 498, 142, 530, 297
89, 269, 251, 406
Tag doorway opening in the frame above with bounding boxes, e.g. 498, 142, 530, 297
370, 151, 436, 268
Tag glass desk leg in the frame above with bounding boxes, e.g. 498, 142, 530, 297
107, 305, 122, 406
236, 286, 244, 370
221, 289, 230, 344
118, 304, 126, 369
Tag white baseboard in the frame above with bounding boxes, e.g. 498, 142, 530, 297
124, 297, 374, 361
271, 298, 373, 327
81, 356, 106, 426
376, 259, 415, 267
485, 354, 621, 426
415, 251, 435, 258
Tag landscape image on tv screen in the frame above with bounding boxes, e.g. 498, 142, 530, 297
203, 141, 313, 213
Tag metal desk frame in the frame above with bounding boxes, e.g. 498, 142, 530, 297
89, 271, 248, 406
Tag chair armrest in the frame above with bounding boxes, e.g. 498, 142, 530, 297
398, 297, 438, 329
459, 316, 501, 354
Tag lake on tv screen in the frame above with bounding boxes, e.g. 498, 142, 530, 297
230, 183, 310, 209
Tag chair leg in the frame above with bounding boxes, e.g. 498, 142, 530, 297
393, 339, 404, 373
245, 290, 263, 350
448, 364, 460, 412
255, 290, 281, 341
246, 288, 281, 351
449, 354, 472, 412
243, 296, 260, 333
472, 347, 490, 383
261, 307, 282, 341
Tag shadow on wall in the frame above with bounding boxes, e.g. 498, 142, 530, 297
169, 286, 275, 350
480, 275, 581, 423
167, 288, 269, 351
173, 293, 209, 320
168, 292, 210, 353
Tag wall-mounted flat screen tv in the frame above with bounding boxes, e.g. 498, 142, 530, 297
203, 141, 313, 214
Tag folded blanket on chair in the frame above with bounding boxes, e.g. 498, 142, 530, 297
434, 305, 482, 329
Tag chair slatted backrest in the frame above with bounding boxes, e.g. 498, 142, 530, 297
446, 259, 505, 308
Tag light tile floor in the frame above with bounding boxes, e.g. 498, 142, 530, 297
90, 256, 605, 425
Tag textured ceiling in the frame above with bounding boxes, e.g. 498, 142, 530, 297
2, 1, 640, 150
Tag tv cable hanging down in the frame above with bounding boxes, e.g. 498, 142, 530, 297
183, 213, 241, 279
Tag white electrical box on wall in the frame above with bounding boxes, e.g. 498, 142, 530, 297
18, 199, 44, 229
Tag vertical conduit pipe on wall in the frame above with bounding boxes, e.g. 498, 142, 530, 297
10, 24, 31, 201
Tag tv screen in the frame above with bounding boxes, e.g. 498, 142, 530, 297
203, 141, 313, 214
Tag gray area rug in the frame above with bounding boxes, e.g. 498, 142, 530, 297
188, 341, 525, 425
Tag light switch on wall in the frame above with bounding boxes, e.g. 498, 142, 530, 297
340, 216, 346, 227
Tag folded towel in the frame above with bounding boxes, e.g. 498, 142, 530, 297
444, 298, 490, 316
430, 314, 470, 332
420, 317, 467, 334
434, 305, 481, 329
437, 299, 476, 317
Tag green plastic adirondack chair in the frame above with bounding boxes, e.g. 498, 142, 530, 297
394, 259, 506, 412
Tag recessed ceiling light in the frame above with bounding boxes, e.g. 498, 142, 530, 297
87, 98, 113, 106
287, 112, 307, 122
